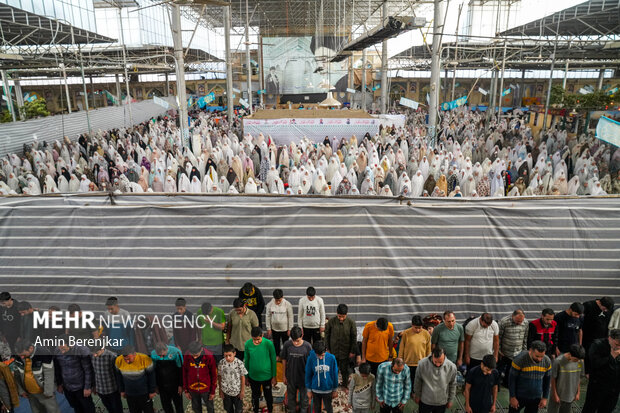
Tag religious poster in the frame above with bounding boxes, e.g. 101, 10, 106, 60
263, 36, 350, 95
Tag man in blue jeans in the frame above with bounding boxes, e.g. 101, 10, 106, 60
305, 341, 338, 413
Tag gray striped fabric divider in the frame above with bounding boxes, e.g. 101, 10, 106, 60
0, 97, 177, 157
0, 194, 618, 331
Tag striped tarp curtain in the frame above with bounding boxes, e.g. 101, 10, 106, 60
0, 194, 618, 331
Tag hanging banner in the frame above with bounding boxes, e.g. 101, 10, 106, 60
239, 98, 249, 108
606, 87, 618, 95
440, 95, 467, 111
399, 97, 419, 110
153, 96, 170, 109
196, 92, 216, 109
346, 88, 357, 94
595, 116, 620, 147
256, 89, 266, 95
244, 117, 379, 126
106, 91, 118, 103
478, 87, 488, 96
502, 88, 511, 96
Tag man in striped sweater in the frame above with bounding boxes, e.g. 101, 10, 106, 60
115, 345, 157, 413
508, 340, 551, 413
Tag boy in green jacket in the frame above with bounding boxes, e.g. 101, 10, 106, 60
244, 327, 277, 413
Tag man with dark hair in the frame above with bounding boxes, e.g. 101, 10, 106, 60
376, 358, 410, 413
325, 303, 357, 387
498, 309, 528, 387
465, 313, 499, 369
305, 340, 338, 413
103, 297, 135, 354
172, 298, 197, 354
226, 298, 258, 361
582, 297, 615, 353
265, 289, 293, 356
91, 344, 123, 413
528, 308, 558, 357
554, 302, 584, 356
548, 344, 585, 413
0, 292, 21, 351
66, 304, 95, 343
362, 317, 394, 376
13, 340, 60, 413
414, 347, 457, 413
348, 362, 375, 413
298, 287, 325, 345
281, 326, 312, 413
431, 310, 464, 366
245, 327, 276, 413
183, 341, 217, 413
55, 334, 96, 413
114, 345, 156, 413
464, 354, 500, 413
508, 340, 551, 413
399, 315, 431, 390
581, 329, 620, 413
151, 342, 183, 413
17, 301, 36, 344
238, 283, 265, 327
197, 302, 226, 362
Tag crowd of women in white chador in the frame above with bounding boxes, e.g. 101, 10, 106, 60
1, 107, 618, 197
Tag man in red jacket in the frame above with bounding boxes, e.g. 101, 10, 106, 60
528, 308, 558, 359
183, 341, 217, 413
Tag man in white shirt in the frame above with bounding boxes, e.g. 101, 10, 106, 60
297, 287, 325, 345
464, 313, 499, 369
265, 289, 294, 356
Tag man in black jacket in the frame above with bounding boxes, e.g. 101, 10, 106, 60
582, 297, 614, 352
582, 329, 620, 413
239, 283, 265, 327
151, 342, 183, 413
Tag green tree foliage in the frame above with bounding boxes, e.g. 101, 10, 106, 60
20, 98, 50, 119
1, 98, 50, 122
549, 85, 612, 111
